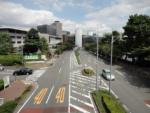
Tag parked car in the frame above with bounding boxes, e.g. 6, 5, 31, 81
0, 64, 4, 71
13, 67, 33, 75
101, 69, 115, 80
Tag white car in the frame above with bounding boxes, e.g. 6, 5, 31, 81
101, 69, 115, 80
0, 64, 4, 71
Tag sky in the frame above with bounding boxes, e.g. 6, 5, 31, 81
0, 0, 150, 34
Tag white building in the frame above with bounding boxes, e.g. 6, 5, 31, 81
75, 28, 82, 47
0, 27, 27, 49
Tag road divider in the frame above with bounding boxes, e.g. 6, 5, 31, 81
55, 86, 65, 103
34, 88, 48, 104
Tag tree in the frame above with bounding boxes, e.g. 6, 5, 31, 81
24, 28, 40, 54
123, 14, 150, 63
39, 38, 49, 54
0, 33, 13, 55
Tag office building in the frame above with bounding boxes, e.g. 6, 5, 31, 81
0, 27, 27, 49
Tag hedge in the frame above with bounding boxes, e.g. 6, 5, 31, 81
92, 90, 127, 113
0, 79, 4, 91
0, 54, 23, 66
0, 101, 18, 113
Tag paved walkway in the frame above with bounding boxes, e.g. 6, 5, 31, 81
0, 80, 28, 102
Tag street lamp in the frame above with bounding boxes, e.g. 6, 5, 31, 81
109, 35, 113, 94
96, 34, 99, 90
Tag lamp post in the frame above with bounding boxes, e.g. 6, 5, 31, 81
109, 35, 113, 94
96, 34, 99, 90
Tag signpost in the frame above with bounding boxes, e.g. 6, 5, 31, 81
3, 76, 10, 88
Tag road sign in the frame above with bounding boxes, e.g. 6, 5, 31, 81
3, 76, 10, 88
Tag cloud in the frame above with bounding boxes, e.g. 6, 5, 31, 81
85, 0, 150, 32
0, 1, 59, 29
32, 0, 97, 12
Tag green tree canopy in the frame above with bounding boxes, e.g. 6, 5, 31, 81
39, 38, 49, 54
123, 14, 150, 62
0, 33, 13, 55
24, 28, 40, 54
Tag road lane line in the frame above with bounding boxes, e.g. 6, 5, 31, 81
59, 68, 62, 73
17, 82, 39, 113
45, 85, 54, 104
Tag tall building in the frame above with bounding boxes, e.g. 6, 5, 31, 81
75, 28, 82, 47
37, 21, 62, 38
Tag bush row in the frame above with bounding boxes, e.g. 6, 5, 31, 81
92, 90, 127, 113
0, 54, 23, 66
0, 79, 4, 91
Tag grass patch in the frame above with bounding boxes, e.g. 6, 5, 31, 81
82, 68, 94, 76
74, 48, 80, 64
92, 90, 127, 113
0, 54, 23, 66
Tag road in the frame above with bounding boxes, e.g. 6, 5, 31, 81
80, 50, 150, 113
18, 51, 96, 113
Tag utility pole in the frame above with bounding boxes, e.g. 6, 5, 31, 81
109, 35, 113, 94
96, 34, 99, 90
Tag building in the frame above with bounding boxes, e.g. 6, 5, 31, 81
75, 28, 82, 47
37, 21, 62, 38
0, 27, 27, 50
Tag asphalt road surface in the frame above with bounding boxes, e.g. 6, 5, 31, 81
80, 50, 150, 113
18, 51, 96, 113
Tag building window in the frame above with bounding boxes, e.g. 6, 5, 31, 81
17, 41, 21, 44
12, 41, 16, 44
10, 36, 15, 39
17, 36, 21, 39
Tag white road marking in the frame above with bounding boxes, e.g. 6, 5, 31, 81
72, 90, 90, 98
17, 82, 39, 113
59, 68, 62, 73
145, 104, 150, 108
45, 85, 54, 104
89, 94, 97, 113
115, 70, 124, 76
70, 103, 90, 113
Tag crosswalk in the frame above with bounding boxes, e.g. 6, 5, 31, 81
25, 69, 46, 82
69, 52, 98, 113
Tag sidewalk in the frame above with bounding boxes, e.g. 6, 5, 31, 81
0, 80, 29, 102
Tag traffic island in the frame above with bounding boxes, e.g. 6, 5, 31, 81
92, 90, 127, 113
82, 68, 95, 76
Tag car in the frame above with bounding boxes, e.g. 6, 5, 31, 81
101, 69, 115, 80
0, 64, 4, 71
13, 67, 33, 75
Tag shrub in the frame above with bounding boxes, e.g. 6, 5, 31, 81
92, 90, 127, 113
0, 101, 18, 113
0, 79, 4, 91
0, 54, 22, 66
82, 68, 94, 76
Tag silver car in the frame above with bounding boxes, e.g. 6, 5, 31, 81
101, 69, 115, 80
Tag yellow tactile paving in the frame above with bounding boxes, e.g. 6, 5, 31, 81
34, 88, 48, 104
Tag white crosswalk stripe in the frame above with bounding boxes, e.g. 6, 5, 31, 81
25, 69, 46, 82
